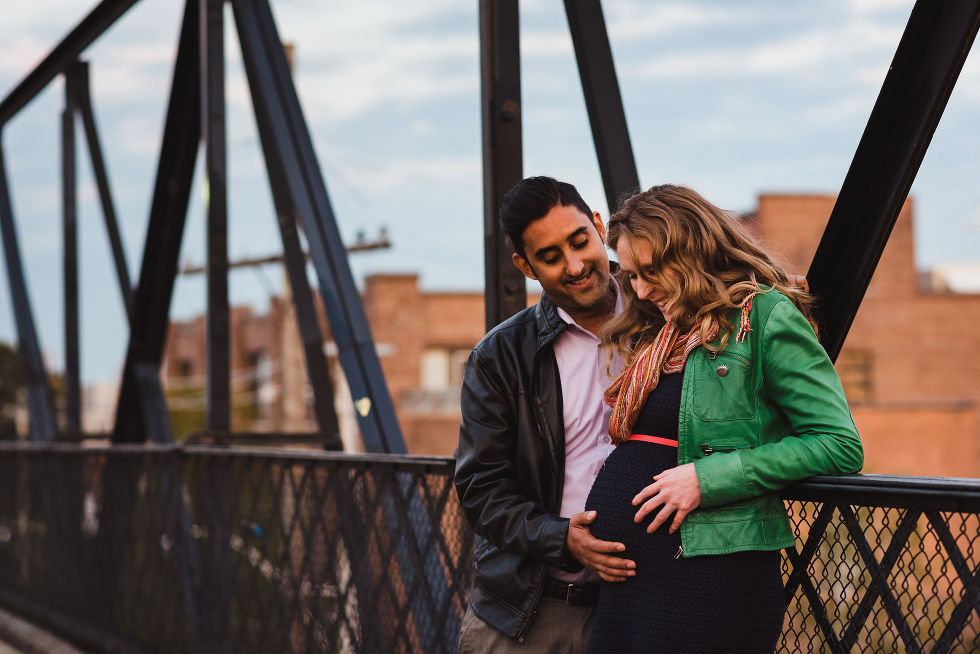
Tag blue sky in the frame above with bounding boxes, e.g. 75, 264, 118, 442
0, 0, 978, 383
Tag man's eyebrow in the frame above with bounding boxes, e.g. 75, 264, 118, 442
532, 227, 589, 260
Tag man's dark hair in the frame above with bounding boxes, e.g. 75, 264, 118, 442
499, 176, 593, 257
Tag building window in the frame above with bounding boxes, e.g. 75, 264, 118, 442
247, 350, 271, 420
421, 347, 471, 390
836, 348, 873, 403
450, 349, 469, 387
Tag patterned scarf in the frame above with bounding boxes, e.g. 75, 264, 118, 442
604, 292, 756, 444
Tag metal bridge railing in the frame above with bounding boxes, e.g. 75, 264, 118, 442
0, 442, 976, 653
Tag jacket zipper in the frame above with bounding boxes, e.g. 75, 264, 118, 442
707, 350, 750, 366
517, 609, 538, 642
529, 349, 563, 494
700, 443, 754, 455
519, 337, 560, 643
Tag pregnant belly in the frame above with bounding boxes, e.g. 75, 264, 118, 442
585, 440, 680, 550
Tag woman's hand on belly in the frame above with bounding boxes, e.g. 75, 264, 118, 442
566, 510, 637, 582
632, 463, 702, 534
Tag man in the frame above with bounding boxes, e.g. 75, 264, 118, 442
454, 176, 635, 652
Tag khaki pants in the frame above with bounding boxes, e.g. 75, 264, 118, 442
457, 598, 595, 653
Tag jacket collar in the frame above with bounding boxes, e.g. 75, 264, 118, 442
534, 294, 567, 350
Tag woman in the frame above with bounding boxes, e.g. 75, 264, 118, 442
584, 185, 863, 653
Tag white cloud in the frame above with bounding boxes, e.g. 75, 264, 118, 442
0, 35, 55, 78
297, 67, 475, 122
635, 20, 903, 81
849, 0, 911, 15
953, 49, 980, 101
520, 30, 574, 58
605, 2, 759, 40
960, 204, 980, 232
335, 153, 480, 194
117, 115, 162, 158
799, 95, 875, 126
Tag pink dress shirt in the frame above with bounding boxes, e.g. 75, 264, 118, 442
550, 290, 624, 582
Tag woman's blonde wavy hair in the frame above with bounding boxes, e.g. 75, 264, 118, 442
602, 184, 816, 361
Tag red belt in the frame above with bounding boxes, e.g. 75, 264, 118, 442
627, 434, 678, 448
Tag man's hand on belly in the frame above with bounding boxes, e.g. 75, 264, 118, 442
566, 510, 637, 582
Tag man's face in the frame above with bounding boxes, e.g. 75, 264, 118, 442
512, 204, 612, 316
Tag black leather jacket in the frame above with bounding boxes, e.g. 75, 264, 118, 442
454, 294, 582, 641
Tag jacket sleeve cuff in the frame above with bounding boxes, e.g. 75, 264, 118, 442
695, 452, 749, 508
555, 518, 582, 569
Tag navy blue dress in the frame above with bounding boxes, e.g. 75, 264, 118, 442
585, 370, 785, 653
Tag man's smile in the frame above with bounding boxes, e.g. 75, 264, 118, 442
565, 270, 595, 289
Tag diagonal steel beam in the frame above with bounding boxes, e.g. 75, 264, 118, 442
113, 0, 201, 443
807, 0, 980, 360
0, 140, 57, 441
840, 508, 921, 650
240, 37, 341, 449
230, 0, 405, 453
782, 504, 846, 653
480, 0, 526, 330
840, 504, 923, 653
72, 60, 133, 323
783, 502, 836, 600
564, 0, 640, 213
926, 511, 980, 654
0, 0, 140, 126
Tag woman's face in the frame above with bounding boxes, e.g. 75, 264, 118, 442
616, 237, 673, 319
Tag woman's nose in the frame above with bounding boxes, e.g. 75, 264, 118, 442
634, 278, 651, 300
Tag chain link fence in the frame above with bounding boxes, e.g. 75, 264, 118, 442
0, 443, 976, 653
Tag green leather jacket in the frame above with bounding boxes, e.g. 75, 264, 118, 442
679, 288, 863, 557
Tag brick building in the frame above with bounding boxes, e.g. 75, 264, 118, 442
163, 194, 979, 476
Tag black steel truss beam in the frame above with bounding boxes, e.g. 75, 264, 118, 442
0, 0, 140, 127
807, 0, 980, 359
230, 0, 405, 453
564, 0, 640, 213
480, 0, 526, 330
113, 0, 201, 443
62, 75, 81, 435
72, 61, 133, 322
201, 0, 230, 434
0, 142, 58, 441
